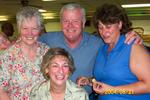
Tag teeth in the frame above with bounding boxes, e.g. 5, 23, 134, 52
56, 74, 64, 80
68, 29, 75, 33
27, 37, 33, 40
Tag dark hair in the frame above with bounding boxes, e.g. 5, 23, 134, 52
93, 3, 132, 34
1, 22, 14, 37
41, 47, 75, 80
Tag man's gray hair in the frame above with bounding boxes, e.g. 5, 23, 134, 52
60, 3, 86, 23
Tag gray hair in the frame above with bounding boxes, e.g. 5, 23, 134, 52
60, 3, 86, 23
16, 6, 44, 33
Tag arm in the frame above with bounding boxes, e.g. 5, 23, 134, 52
125, 44, 150, 94
114, 45, 150, 94
92, 45, 150, 95
0, 52, 12, 99
0, 88, 11, 100
113, 45, 150, 94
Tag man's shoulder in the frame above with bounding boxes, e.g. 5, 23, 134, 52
42, 31, 63, 37
39, 31, 63, 42
83, 32, 103, 43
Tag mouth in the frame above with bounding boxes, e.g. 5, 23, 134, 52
55, 74, 65, 80
26, 37, 35, 40
67, 29, 76, 33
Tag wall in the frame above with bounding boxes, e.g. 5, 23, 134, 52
132, 20, 150, 35
44, 20, 150, 35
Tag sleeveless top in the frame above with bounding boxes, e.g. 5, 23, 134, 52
94, 35, 150, 100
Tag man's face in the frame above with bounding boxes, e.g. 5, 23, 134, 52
61, 9, 85, 43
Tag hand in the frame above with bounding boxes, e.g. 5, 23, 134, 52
125, 30, 143, 44
92, 81, 113, 95
76, 76, 91, 87
0, 87, 11, 100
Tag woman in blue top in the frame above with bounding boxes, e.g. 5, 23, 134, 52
77, 3, 150, 100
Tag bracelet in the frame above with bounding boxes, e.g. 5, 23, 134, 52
104, 89, 134, 94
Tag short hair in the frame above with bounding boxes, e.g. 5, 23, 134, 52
41, 47, 75, 80
1, 22, 14, 37
93, 3, 132, 34
16, 6, 44, 33
60, 3, 86, 23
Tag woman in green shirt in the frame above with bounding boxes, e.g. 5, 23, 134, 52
30, 47, 89, 100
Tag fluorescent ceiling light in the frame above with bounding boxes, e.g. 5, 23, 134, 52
42, 0, 56, 1
0, 16, 8, 21
122, 4, 150, 8
42, 13, 57, 19
38, 9, 47, 12
43, 16, 55, 19
41, 13, 56, 16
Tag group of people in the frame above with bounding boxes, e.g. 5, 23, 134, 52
0, 2, 149, 100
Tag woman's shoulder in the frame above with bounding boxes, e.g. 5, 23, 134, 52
30, 81, 49, 95
0, 43, 19, 58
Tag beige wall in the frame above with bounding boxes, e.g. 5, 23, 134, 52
44, 20, 150, 35
132, 20, 150, 35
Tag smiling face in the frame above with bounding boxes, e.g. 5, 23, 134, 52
20, 17, 40, 46
61, 8, 85, 43
47, 55, 70, 87
98, 21, 122, 46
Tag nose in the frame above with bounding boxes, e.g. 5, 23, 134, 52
26, 28, 32, 35
67, 21, 74, 27
101, 27, 109, 34
58, 66, 64, 73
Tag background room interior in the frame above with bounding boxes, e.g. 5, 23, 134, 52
0, 0, 150, 46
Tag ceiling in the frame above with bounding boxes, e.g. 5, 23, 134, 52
0, 0, 150, 23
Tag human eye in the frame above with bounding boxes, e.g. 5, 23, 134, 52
73, 20, 80, 24
62, 19, 68, 23
22, 27, 28, 30
50, 63, 58, 68
62, 63, 70, 68
32, 27, 39, 31
63, 65, 69, 68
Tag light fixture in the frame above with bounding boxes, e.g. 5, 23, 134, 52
41, 13, 57, 19
43, 16, 55, 19
0, 16, 8, 21
42, 0, 56, 1
38, 9, 47, 12
122, 4, 150, 8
